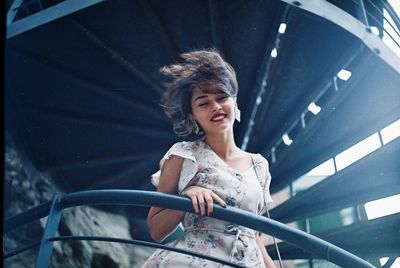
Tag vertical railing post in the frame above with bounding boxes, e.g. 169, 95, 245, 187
358, 0, 370, 26
35, 195, 62, 268
6, 0, 24, 24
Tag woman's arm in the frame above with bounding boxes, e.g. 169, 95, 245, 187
147, 155, 186, 242
147, 154, 227, 242
256, 234, 277, 268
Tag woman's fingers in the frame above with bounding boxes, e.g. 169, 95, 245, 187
197, 193, 206, 216
183, 186, 226, 216
204, 192, 214, 216
189, 195, 199, 214
211, 192, 227, 208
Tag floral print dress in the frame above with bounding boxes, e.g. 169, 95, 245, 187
142, 139, 273, 268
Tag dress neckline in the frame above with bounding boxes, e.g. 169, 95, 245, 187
199, 140, 258, 174
237, 165, 256, 175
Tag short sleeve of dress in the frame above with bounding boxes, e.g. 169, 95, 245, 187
151, 141, 199, 194
255, 154, 273, 215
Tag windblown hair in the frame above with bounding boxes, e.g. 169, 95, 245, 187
161, 49, 238, 136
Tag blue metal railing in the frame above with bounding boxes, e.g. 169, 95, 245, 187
3, 190, 376, 268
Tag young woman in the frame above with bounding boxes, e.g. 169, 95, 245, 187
142, 49, 276, 268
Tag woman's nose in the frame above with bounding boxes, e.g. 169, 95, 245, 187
211, 101, 222, 111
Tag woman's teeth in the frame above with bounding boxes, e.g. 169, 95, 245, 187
211, 115, 226, 121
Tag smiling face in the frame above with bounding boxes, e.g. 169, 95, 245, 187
190, 88, 236, 136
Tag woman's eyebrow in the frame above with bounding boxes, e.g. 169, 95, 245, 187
194, 95, 208, 102
216, 92, 228, 96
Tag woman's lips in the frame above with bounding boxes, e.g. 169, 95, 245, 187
210, 113, 227, 121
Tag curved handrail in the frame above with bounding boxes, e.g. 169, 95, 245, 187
4, 235, 245, 268
4, 190, 375, 268
4, 200, 52, 233
3, 241, 41, 259
50, 236, 246, 268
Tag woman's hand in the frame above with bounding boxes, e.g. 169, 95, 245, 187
182, 186, 226, 216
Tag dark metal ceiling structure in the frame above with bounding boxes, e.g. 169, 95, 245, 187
5, 0, 400, 262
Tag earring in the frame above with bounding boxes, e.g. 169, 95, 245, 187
194, 121, 200, 135
235, 106, 241, 122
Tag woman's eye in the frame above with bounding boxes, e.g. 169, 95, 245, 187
218, 95, 228, 101
199, 102, 208, 107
